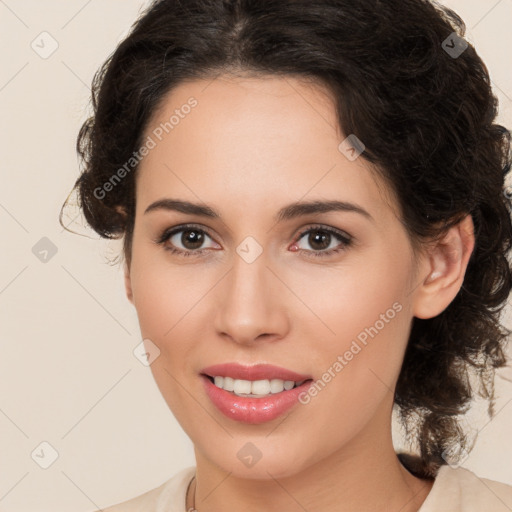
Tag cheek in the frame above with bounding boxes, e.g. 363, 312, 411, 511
289, 301, 410, 461
129, 255, 210, 423
130, 250, 211, 341
288, 242, 413, 416
286, 238, 412, 350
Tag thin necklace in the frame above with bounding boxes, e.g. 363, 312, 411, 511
186, 475, 197, 511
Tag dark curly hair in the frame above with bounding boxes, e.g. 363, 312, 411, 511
61, 0, 512, 479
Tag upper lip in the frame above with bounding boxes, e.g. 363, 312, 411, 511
201, 363, 312, 382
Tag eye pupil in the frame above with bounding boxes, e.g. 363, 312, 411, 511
182, 229, 204, 249
309, 230, 330, 250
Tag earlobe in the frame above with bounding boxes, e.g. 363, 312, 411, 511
124, 261, 134, 304
413, 214, 475, 319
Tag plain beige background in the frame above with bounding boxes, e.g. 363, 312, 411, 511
1, 1, 511, 511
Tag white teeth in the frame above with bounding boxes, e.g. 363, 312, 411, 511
284, 380, 295, 390
223, 376, 235, 391
211, 377, 304, 397
233, 379, 252, 395
251, 379, 271, 395
270, 378, 284, 393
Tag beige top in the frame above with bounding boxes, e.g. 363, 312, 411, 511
97, 465, 512, 511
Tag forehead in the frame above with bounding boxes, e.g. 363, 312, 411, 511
136, 74, 397, 221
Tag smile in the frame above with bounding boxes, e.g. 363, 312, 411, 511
209, 376, 307, 397
201, 363, 313, 424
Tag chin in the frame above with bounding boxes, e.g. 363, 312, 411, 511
193, 433, 321, 481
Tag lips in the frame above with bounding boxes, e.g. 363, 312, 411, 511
200, 363, 313, 424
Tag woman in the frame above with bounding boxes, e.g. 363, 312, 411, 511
62, 0, 512, 510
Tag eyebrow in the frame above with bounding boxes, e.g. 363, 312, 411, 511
144, 198, 373, 222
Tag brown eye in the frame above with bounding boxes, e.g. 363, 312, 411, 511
306, 230, 332, 251
157, 224, 220, 256
293, 226, 353, 258
177, 229, 206, 250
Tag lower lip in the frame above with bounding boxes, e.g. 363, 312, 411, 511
202, 375, 312, 424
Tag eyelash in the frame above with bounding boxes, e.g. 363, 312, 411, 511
155, 223, 353, 259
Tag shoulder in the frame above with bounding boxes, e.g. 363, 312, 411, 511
93, 466, 196, 512
420, 465, 512, 512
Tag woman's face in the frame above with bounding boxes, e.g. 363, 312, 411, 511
126, 74, 424, 479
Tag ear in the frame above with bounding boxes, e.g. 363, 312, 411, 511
124, 260, 134, 304
412, 214, 475, 319
114, 205, 134, 304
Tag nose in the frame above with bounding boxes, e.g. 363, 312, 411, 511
213, 248, 290, 346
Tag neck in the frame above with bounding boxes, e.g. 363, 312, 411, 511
188, 409, 434, 512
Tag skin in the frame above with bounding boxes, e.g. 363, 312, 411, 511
123, 74, 475, 512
